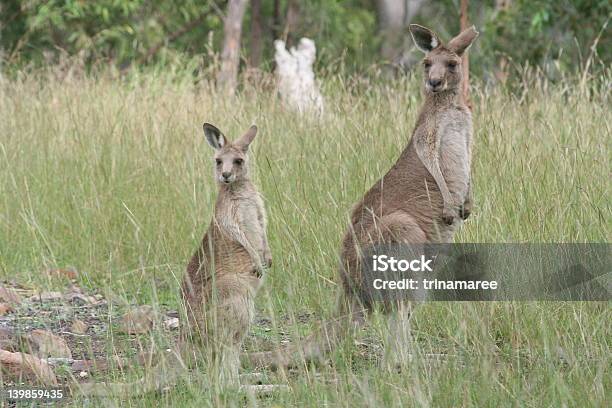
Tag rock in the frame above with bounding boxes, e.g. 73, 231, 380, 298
166, 310, 179, 318
63, 292, 97, 305
71, 359, 96, 372
0, 327, 19, 351
163, 317, 179, 330
119, 305, 157, 334
0, 350, 58, 385
29, 291, 63, 302
70, 319, 88, 334
45, 357, 74, 365
137, 350, 154, 366
0, 303, 14, 316
45, 267, 78, 280
0, 286, 22, 304
26, 330, 72, 359
78, 370, 88, 378
71, 356, 128, 372
68, 284, 83, 293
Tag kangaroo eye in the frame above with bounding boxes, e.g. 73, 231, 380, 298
215, 159, 222, 166
423, 61, 432, 69
234, 159, 243, 166
447, 61, 457, 69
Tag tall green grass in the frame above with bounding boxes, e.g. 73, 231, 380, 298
0, 70, 610, 406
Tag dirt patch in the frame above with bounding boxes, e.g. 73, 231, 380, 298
0, 279, 310, 386
0, 280, 180, 386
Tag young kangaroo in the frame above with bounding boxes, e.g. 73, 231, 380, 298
182, 123, 271, 385
248, 24, 478, 370
75, 123, 271, 396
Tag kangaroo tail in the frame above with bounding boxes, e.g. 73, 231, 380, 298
244, 306, 367, 370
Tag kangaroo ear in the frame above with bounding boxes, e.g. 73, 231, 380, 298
448, 26, 479, 55
203, 123, 226, 150
236, 125, 257, 151
409, 24, 441, 53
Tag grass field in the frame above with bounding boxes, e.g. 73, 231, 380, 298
0, 69, 610, 407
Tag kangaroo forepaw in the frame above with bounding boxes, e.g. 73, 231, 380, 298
459, 201, 472, 220
441, 207, 456, 225
253, 266, 264, 278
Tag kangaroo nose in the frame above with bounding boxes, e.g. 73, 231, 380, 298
222, 172, 231, 179
428, 79, 442, 89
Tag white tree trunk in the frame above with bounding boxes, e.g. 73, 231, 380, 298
274, 38, 324, 115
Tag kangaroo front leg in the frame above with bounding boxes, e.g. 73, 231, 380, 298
256, 205, 272, 268
460, 181, 472, 220
218, 218, 264, 273
415, 130, 456, 225
262, 237, 272, 268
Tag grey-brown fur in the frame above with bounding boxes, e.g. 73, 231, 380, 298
182, 123, 271, 384
249, 24, 479, 370
75, 123, 270, 395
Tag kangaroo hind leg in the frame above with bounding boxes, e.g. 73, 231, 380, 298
205, 286, 254, 389
368, 211, 427, 371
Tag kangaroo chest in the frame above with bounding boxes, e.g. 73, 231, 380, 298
216, 195, 266, 255
437, 109, 472, 201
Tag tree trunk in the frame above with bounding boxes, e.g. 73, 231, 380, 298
376, 0, 425, 68
217, 0, 249, 95
282, 0, 300, 46
495, 0, 513, 11
376, 0, 406, 64
494, 0, 512, 84
460, 0, 472, 109
272, 0, 281, 40
249, 0, 263, 68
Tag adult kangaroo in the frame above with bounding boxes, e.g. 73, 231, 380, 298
249, 24, 478, 370
75, 123, 272, 396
